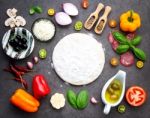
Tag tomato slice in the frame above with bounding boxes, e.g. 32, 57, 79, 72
126, 86, 146, 107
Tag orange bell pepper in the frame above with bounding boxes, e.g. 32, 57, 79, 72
10, 89, 40, 112
120, 10, 141, 32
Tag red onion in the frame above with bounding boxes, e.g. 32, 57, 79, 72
55, 12, 72, 26
63, 3, 78, 16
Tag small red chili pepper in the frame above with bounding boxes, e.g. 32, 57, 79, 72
82, 0, 89, 9
13, 65, 32, 73
3, 68, 24, 76
13, 78, 28, 89
10, 65, 22, 78
4, 65, 28, 89
32, 75, 51, 99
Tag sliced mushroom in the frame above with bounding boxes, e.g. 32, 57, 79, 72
16, 16, 26, 26
15, 20, 21, 27
6, 8, 17, 18
5, 17, 16, 28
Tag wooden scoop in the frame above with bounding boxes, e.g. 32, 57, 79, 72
94, 6, 111, 34
84, 3, 104, 30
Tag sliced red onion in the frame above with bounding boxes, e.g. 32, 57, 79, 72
55, 12, 72, 25
63, 3, 78, 16
120, 52, 134, 67
27, 61, 33, 69
90, 97, 98, 104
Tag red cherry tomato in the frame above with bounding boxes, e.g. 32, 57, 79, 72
126, 86, 146, 107
82, 0, 89, 9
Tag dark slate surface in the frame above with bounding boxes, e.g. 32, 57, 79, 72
0, 0, 150, 118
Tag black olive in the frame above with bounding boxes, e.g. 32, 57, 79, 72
20, 38, 27, 43
9, 40, 15, 46
14, 46, 21, 52
22, 29, 26, 35
14, 38, 19, 43
10, 29, 15, 35
16, 35, 21, 39
18, 42, 22, 46
22, 44, 28, 49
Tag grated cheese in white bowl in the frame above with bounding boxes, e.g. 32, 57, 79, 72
32, 18, 55, 41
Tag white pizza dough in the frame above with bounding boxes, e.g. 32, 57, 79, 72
52, 33, 105, 85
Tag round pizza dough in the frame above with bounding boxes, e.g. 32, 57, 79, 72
52, 33, 105, 85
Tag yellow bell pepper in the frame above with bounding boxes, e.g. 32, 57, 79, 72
120, 10, 141, 32
10, 89, 40, 112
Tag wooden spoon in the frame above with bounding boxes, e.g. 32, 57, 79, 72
84, 3, 104, 30
94, 6, 112, 34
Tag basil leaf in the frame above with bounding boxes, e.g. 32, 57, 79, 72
112, 31, 128, 44
131, 36, 142, 46
77, 90, 89, 109
29, 8, 35, 15
67, 90, 78, 109
116, 45, 129, 54
34, 6, 43, 13
133, 47, 146, 61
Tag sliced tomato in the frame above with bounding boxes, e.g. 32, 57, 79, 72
126, 86, 146, 107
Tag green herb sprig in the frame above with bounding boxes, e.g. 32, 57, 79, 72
29, 6, 43, 15
112, 31, 146, 61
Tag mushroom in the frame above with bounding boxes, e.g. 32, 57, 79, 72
15, 16, 26, 26
6, 8, 17, 18
5, 17, 16, 28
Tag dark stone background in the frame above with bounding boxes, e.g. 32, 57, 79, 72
0, 0, 150, 118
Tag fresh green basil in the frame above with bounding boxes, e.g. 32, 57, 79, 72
29, 6, 43, 15
76, 90, 89, 109
131, 36, 142, 46
29, 8, 35, 15
112, 31, 127, 44
67, 90, 78, 109
116, 45, 130, 54
34, 6, 43, 13
112, 31, 147, 61
133, 47, 146, 61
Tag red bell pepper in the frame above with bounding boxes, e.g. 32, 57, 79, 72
32, 74, 51, 99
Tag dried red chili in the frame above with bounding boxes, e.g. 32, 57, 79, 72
13, 65, 32, 73
4, 64, 29, 89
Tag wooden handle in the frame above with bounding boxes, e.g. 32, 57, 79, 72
102, 6, 111, 18
94, 3, 104, 16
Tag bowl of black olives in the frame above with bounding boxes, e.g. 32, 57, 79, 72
2, 27, 34, 59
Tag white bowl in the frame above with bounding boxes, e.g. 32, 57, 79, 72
101, 70, 126, 115
2, 27, 35, 59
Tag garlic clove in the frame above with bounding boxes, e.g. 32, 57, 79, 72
6, 8, 17, 18
16, 16, 26, 26
50, 93, 65, 109
27, 61, 33, 70
33, 56, 39, 64
90, 97, 98, 104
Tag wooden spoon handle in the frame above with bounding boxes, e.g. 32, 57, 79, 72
102, 6, 112, 18
94, 3, 104, 16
